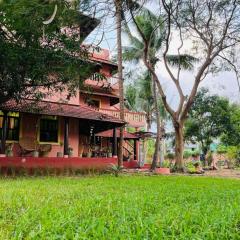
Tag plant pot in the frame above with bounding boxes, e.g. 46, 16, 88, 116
64, 155, 69, 158
87, 152, 92, 158
32, 151, 39, 158
68, 151, 73, 157
57, 152, 63, 157
6, 151, 13, 157
154, 168, 170, 174
107, 152, 112, 158
0, 154, 6, 158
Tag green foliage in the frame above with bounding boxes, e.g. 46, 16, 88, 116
221, 104, 240, 146
226, 146, 240, 168
0, 0, 96, 104
185, 162, 196, 173
206, 151, 213, 166
1, 176, 240, 239
183, 149, 200, 159
125, 84, 138, 111
217, 144, 227, 154
161, 160, 170, 168
108, 164, 123, 177
185, 88, 231, 155
146, 138, 155, 160
165, 152, 175, 160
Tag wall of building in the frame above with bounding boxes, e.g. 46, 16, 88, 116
11, 114, 79, 157
79, 94, 111, 108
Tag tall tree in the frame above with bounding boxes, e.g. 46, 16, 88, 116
125, 72, 155, 131
115, 0, 124, 167
0, 0, 97, 105
123, 8, 194, 169
128, 0, 240, 171
221, 104, 240, 147
185, 88, 231, 160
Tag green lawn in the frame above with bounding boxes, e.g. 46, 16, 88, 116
0, 176, 240, 239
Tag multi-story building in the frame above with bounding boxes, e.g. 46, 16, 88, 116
0, 14, 146, 166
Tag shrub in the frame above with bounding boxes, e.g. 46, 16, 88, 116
165, 152, 174, 160
226, 146, 240, 168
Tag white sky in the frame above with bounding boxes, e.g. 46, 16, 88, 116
84, 2, 240, 110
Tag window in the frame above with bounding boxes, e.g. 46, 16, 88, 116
39, 116, 59, 143
0, 111, 20, 141
86, 98, 100, 109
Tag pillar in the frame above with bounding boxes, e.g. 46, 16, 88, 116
64, 117, 69, 156
134, 139, 139, 161
0, 111, 8, 155
112, 128, 117, 157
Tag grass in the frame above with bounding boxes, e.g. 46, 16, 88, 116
0, 175, 240, 239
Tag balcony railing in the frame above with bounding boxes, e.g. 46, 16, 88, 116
107, 77, 119, 86
90, 74, 119, 87
99, 108, 146, 128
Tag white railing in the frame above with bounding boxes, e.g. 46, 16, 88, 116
99, 108, 146, 127
107, 77, 119, 86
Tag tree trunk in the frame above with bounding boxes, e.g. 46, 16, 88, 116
115, 0, 124, 167
146, 117, 151, 132
159, 120, 165, 167
151, 78, 161, 170
174, 121, 185, 172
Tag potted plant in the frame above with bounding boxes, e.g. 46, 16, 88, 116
33, 150, 39, 157
87, 147, 92, 158
6, 143, 14, 157
79, 144, 84, 158
107, 148, 112, 158
57, 142, 64, 157
32, 141, 39, 157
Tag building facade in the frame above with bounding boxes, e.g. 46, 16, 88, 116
0, 15, 146, 164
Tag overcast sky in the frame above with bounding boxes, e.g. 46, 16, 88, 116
85, 3, 240, 109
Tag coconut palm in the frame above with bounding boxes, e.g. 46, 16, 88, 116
115, 0, 124, 167
123, 8, 195, 169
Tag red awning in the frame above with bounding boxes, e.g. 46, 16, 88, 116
0, 99, 125, 126
95, 129, 139, 139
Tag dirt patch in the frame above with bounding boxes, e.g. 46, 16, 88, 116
203, 168, 240, 179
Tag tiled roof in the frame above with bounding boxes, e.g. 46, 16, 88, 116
0, 100, 125, 125
95, 129, 139, 139
90, 56, 118, 68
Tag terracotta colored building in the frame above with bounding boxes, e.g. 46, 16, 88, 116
0, 15, 146, 166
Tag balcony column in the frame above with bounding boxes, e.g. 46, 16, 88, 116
64, 117, 69, 156
134, 139, 139, 161
112, 127, 117, 157
0, 111, 8, 155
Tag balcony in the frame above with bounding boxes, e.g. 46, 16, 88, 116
89, 74, 119, 89
99, 108, 146, 128
107, 77, 119, 86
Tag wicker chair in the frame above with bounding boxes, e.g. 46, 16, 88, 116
19, 137, 38, 156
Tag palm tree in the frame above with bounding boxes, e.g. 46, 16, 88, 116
123, 9, 195, 169
125, 72, 155, 131
123, 10, 166, 170
125, 72, 168, 167
115, 0, 124, 167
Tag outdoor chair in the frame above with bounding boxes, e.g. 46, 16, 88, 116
19, 137, 38, 156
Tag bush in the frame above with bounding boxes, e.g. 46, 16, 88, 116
183, 149, 200, 159
165, 152, 175, 160
226, 146, 240, 168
